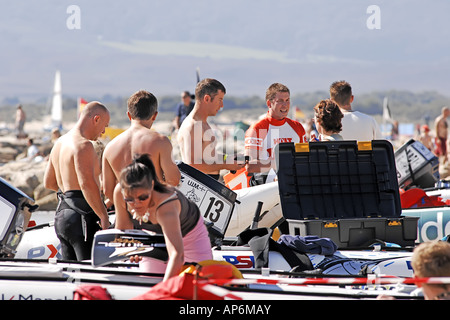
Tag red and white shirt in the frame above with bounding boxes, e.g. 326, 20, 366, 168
245, 114, 307, 160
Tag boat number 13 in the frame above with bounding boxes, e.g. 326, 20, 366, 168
204, 197, 224, 222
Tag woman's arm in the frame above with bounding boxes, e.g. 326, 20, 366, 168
156, 200, 184, 281
113, 183, 134, 230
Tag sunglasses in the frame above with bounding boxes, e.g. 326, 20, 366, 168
124, 193, 150, 203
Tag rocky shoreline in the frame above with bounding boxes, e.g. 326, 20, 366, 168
0, 133, 58, 211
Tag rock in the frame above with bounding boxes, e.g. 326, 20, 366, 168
35, 192, 58, 211
0, 138, 26, 163
34, 183, 54, 200
0, 158, 48, 198
12, 172, 40, 197
0, 146, 21, 162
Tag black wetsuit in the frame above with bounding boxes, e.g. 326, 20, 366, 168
54, 190, 101, 261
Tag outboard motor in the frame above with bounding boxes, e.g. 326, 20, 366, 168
0, 177, 38, 257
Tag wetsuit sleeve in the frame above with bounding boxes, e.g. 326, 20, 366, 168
244, 120, 269, 152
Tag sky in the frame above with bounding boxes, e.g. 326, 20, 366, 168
1, 0, 450, 101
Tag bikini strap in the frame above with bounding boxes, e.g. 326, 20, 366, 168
155, 192, 178, 211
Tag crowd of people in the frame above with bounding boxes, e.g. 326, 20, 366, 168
40, 77, 449, 297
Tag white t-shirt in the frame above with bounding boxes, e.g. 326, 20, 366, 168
27, 145, 39, 158
340, 110, 382, 141
245, 114, 307, 160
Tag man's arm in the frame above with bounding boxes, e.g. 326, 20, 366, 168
74, 141, 109, 229
435, 117, 441, 138
244, 126, 273, 174
43, 155, 59, 191
183, 123, 244, 173
101, 151, 116, 205
244, 147, 274, 173
113, 183, 134, 230
159, 136, 181, 186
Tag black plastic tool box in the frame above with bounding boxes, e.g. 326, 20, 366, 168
277, 140, 419, 248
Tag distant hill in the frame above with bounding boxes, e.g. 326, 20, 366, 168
1, 90, 447, 129
1, 1, 450, 100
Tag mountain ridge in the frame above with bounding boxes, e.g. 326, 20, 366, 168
1, 1, 450, 99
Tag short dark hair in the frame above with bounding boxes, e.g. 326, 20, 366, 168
195, 78, 226, 101
127, 90, 158, 120
119, 153, 169, 193
314, 99, 343, 133
329, 80, 352, 107
265, 83, 290, 101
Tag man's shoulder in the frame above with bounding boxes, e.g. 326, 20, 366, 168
285, 117, 303, 126
348, 110, 374, 118
251, 117, 271, 129
343, 110, 377, 124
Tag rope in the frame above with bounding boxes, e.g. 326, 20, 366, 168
197, 276, 450, 287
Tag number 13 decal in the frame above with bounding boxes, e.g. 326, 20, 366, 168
204, 196, 224, 222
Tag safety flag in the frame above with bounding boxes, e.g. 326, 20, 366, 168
78, 97, 88, 118
294, 106, 305, 120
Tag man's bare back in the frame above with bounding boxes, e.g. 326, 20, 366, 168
44, 101, 110, 230
102, 90, 180, 205
103, 124, 180, 199
48, 133, 101, 192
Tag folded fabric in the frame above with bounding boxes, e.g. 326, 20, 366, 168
277, 235, 338, 256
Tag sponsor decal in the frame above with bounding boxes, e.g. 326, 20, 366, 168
222, 255, 255, 269
244, 137, 263, 148
418, 211, 450, 242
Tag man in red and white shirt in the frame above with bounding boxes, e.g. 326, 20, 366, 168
244, 83, 307, 176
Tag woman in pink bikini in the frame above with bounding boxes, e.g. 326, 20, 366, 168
114, 154, 212, 281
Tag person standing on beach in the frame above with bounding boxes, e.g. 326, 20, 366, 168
434, 106, 450, 163
173, 91, 195, 130
177, 78, 245, 180
43, 101, 111, 261
102, 90, 180, 210
329, 80, 381, 141
244, 83, 307, 184
15, 105, 26, 138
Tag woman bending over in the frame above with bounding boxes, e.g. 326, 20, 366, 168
114, 154, 212, 281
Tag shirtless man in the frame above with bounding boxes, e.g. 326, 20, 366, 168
43, 101, 110, 261
434, 106, 450, 162
102, 90, 180, 208
177, 78, 244, 179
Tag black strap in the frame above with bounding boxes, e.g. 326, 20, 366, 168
269, 240, 313, 271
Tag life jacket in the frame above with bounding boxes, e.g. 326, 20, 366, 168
132, 260, 243, 300
73, 284, 113, 300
